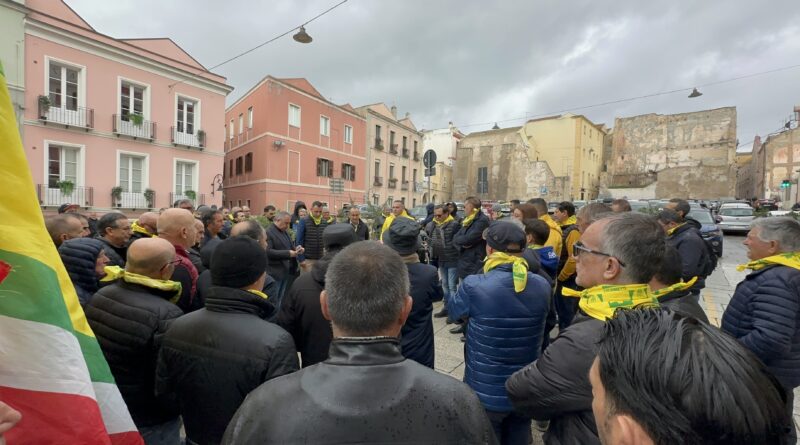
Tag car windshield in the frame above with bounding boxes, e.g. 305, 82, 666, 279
720, 208, 754, 217
629, 201, 648, 211
689, 210, 714, 223
409, 207, 427, 218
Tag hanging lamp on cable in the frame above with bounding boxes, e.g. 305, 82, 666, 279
293, 26, 313, 44
688, 88, 702, 98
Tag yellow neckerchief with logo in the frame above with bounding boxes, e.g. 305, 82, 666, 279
737, 252, 800, 272
434, 215, 454, 226
100, 266, 183, 303
461, 209, 480, 227
380, 211, 414, 239
562, 283, 660, 321
483, 252, 528, 292
649, 276, 699, 298
247, 289, 269, 300
326, 216, 335, 224
527, 244, 543, 250
666, 222, 686, 236
309, 213, 323, 226
560, 215, 577, 227
131, 221, 154, 238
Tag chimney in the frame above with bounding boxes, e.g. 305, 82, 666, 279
794, 106, 799, 122
391, 105, 397, 118
405, 112, 410, 119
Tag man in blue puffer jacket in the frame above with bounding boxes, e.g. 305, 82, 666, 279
450, 221, 551, 445
722, 217, 800, 444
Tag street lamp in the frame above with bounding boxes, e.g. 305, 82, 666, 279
210, 174, 223, 197
688, 88, 702, 98
293, 26, 313, 44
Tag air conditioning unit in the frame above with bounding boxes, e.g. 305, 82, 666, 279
273, 140, 285, 149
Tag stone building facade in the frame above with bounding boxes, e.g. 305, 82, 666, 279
751, 109, 800, 205
601, 107, 737, 199
735, 152, 755, 200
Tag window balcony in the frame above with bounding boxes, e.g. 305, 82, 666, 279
402, 148, 409, 158
401, 181, 409, 191
39, 100, 94, 130
374, 138, 384, 150
171, 127, 205, 149
112, 190, 157, 209
388, 177, 397, 189
413, 151, 420, 161
37, 184, 93, 207
113, 114, 156, 141
389, 144, 399, 155
373, 176, 384, 187
169, 192, 206, 207
414, 182, 423, 192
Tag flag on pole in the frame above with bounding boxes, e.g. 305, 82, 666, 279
0, 62, 143, 444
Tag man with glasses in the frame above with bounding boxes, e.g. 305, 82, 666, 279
507, 212, 669, 445
174, 198, 194, 213
96, 212, 132, 267
85, 237, 184, 444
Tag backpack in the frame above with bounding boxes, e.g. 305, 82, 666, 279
701, 237, 719, 276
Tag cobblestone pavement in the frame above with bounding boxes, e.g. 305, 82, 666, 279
433, 234, 798, 443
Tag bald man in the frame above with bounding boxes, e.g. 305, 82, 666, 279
189, 219, 207, 274
129, 212, 159, 243
85, 237, 183, 440
46, 214, 85, 247
158, 208, 200, 312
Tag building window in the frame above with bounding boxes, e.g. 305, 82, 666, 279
229, 119, 235, 140
120, 81, 144, 121
344, 125, 353, 144
414, 140, 418, 152
247, 107, 253, 128
375, 124, 382, 139
119, 154, 145, 193
342, 163, 356, 181
390, 131, 396, 147
317, 158, 333, 177
175, 161, 195, 195
48, 62, 80, 111
374, 160, 380, 177
238, 114, 244, 135
236, 157, 243, 175
402, 166, 407, 182
48, 145, 79, 188
402, 136, 408, 149
289, 104, 301, 127
176, 97, 197, 134
477, 167, 488, 194
320, 115, 330, 136
244, 153, 253, 172
229, 159, 234, 178
389, 163, 395, 180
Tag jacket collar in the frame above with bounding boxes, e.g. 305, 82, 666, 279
668, 223, 695, 238
118, 279, 178, 301
326, 337, 405, 366
657, 289, 692, 304
205, 286, 276, 319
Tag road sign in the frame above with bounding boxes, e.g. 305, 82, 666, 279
330, 178, 345, 194
423, 149, 437, 168
540, 186, 548, 195
424, 166, 436, 177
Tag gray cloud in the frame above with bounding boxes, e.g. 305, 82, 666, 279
68, 0, 800, 146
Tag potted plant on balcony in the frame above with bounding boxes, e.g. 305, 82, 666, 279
129, 113, 144, 127
111, 186, 123, 207
143, 188, 155, 208
196, 130, 206, 147
184, 190, 197, 202
38, 95, 51, 119
57, 180, 74, 196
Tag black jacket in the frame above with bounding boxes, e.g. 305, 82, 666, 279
453, 211, 491, 279
85, 280, 183, 427
196, 269, 279, 311
187, 247, 205, 274
266, 224, 298, 281
659, 289, 709, 323
156, 286, 299, 445
402, 262, 442, 368
275, 253, 333, 367
222, 338, 498, 445
506, 313, 603, 445
722, 264, 800, 388
351, 219, 370, 241
431, 219, 460, 267
58, 237, 105, 306
98, 236, 127, 268
667, 223, 708, 292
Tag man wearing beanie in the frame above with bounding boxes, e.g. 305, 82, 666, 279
450, 221, 551, 444
156, 236, 298, 445
276, 223, 358, 367
383, 218, 442, 368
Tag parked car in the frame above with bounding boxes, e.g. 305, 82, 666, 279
409, 205, 428, 223
755, 199, 779, 211
628, 200, 650, 213
715, 206, 755, 234
688, 209, 723, 257
572, 200, 587, 210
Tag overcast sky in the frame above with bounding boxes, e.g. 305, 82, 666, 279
68, 0, 800, 151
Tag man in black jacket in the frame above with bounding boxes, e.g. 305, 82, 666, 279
86, 237, 184, 443
506, 212, 666, 445
276, 224, 358, 367
657, 208, 709, 297
296, 201, 328, 273
453, 196, 491, 281
348, 206, 370, 241
156, 236, 298, 445
97, 212, 132, 267
223, 241, 497, 444
266, 211, 302, 307
430, 204, 460, 320
651, 245, 709, 323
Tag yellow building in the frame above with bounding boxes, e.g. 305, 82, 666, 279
522, 113, 607, 200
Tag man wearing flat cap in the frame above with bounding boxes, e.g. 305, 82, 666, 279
449, 221, 551, 444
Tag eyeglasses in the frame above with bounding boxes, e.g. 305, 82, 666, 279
160, 258, 182, 273
573, 241, 626, 267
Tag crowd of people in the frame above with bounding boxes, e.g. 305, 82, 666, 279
7, 195, 796, 445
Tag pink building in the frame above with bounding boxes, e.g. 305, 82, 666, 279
224, 77, 367, 212
21, 0, 232, 211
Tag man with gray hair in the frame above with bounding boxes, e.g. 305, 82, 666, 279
507, 212, 667, 445
722, 216, 800, 442
266, 211, 303, 306
224, 242, 497, 444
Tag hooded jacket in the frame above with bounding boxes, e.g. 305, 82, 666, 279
659, 289, 709, 323
97, 236, 127, 268
452, 211, 491, 279
290, 200, 307, 229
156, 286, 299, 445
222, 338, 498, 445
58, 237, 105, 306
667, 222, 709, 292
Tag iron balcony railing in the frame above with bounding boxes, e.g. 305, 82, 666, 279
388, 177, 398, 189
373, 176, 384, 186
401, 181, 409, 191
112, 190, 157, 209
171, 127, 206, 149
413, 151, 420, 161
39, 101, 94, 130
374, 138, 384, 150
402, 148, 409, 158
169, 192, 206, 207
389, 144, 398, 154
113, 114, 156, 140
38, 184, 94, 207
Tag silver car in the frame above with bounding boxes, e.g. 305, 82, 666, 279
716, 207, 755, 233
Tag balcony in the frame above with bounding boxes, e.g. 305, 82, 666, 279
226, 129, 254, 151
401, 181, 409, 191
402, 148, 409, 158
389, 144, 399, 155
37, 184, 93, 207
414, 182, 423, 192
388, 177, 397, 189
373, 176, 384, 187
171, 127, 205, 149
112, 190, 157, 209
374, 138, 384, 150
413, 151, 420, 161
169, 192, 206, 207
113, 114, 156, 141
39, 100, 94, 130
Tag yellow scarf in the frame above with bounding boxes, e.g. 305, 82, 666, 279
380, 211, 415, 239
562, 283, 660, 321
434, 215, 454, 226
483, 252, 528, 293
131, 221, 154, 237
326, 216, 335, 224
737, 252, 800, 272
100, 266, 183, 303
247, 289, 269, 300
667, 222, 686, 236
650, 276, 698, 298
560, 215, 577, 227
461, 209, 480, 227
